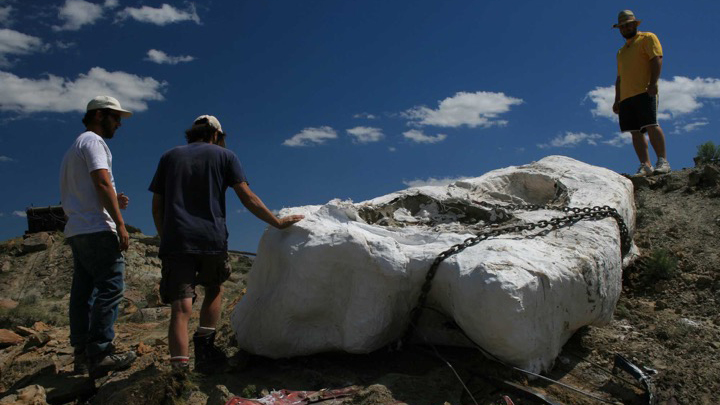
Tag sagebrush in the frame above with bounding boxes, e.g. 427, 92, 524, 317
645, 248, 678, 280
695, 141, 720, 164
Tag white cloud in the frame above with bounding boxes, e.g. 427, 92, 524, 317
0, 28, 45, 67
403, 129, 447, 144
0, 6, 13, 25
353, 112, 376, 119
104, 0, 119, 8
586, 85, 616, 121
674, 120, 709, 134
346, 126, 383, 143
537, 132, 603, 149
12, 210, 26, 217
388, 146, 396, 152
0, 155, 14, 162
55, 40, 76, 50
0, 67, 166, 114
404, 91, 523, 128
118, 4, 200, 25
603, 132, 632, 147
283, 126, 337, 147
145, 49, 195, 65
587, 76, 720, 120
403, 176, 471, 188
53, 0, 104, 31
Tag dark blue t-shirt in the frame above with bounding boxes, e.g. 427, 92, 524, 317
149, 142, 247, 256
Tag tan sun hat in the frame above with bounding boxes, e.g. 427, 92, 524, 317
86, 95, 132, 118
613, 10, 641, 28
191, 115, 223, 134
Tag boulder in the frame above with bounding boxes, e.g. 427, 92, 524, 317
21, 233, 52, 254
14, 326, 36, 337
24, 332, 51, 350
231, 156, 637, 372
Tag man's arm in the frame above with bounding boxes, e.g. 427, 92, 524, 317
613, 76, 621, 114
90, 169, 129, 251
647, 56, 662, 96
232, 182, 304, 229
152, 193, 164, 239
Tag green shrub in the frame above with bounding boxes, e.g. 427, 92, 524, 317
0, 300, 68, 328
695, 141, 720, 164
645, 248, 678, 280
241, 385, 258, 398
19, 294, 38, 306
614, 303, 629, 319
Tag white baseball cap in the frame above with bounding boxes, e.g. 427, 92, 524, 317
86, 96, 132, 118
191, 115, 223, 134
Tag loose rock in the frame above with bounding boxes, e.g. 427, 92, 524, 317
0, 329, 24, 348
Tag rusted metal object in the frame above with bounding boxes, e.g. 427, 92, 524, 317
612, 354, 656, 405
25, 205, 66, 233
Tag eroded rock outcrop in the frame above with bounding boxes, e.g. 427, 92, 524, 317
231, 156, 637, 372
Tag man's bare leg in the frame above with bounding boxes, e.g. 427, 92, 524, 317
645, 125, 667, 160
631, 130, 652, 167
169, 298, 193, 357
200, 285, 223, 328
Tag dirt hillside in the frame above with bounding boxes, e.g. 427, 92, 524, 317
0, 163, 718, 405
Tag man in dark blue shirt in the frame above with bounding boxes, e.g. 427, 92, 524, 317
149, 115, 303, 373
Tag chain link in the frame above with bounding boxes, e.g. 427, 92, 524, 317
399, 202, 631, 347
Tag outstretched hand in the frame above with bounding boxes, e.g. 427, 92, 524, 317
277, 214, 305, 229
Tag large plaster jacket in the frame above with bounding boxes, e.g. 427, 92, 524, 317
231, 156, 637, 373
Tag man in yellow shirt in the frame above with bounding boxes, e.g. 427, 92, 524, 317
611, 10, 670, 176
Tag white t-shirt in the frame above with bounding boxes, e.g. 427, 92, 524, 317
60, 131, 117, 237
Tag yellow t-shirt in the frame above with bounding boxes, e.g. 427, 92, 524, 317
617, 32, 663, 102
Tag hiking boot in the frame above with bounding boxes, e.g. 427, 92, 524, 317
193, 331, 228, 374
73, 348, 88, 375
654, 157, 671, 174
633, 164, 654, 177
89, 350, 137, 379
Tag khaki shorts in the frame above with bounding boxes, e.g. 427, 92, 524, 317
160, 253, 232, 304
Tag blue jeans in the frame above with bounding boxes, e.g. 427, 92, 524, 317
68, 231, 125, 357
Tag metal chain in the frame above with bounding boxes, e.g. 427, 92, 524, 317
399, 202, 631, 347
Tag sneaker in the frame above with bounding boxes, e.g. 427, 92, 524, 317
193, 331, 228, 375
633, 164, 654, 177
73, 348, 88, 375
89, 350, 137, 379
654, 157, 671, 174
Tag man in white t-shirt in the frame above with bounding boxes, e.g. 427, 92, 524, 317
59, 96, 137, 379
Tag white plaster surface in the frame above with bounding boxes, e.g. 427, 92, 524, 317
231, 156, 637, 372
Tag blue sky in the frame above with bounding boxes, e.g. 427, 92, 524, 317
1, 0, 719, 251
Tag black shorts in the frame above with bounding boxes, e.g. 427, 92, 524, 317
160, 253, 232, 303
619, 92, 658, 134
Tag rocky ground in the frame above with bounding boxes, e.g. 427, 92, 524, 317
0, 162, 718, 405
